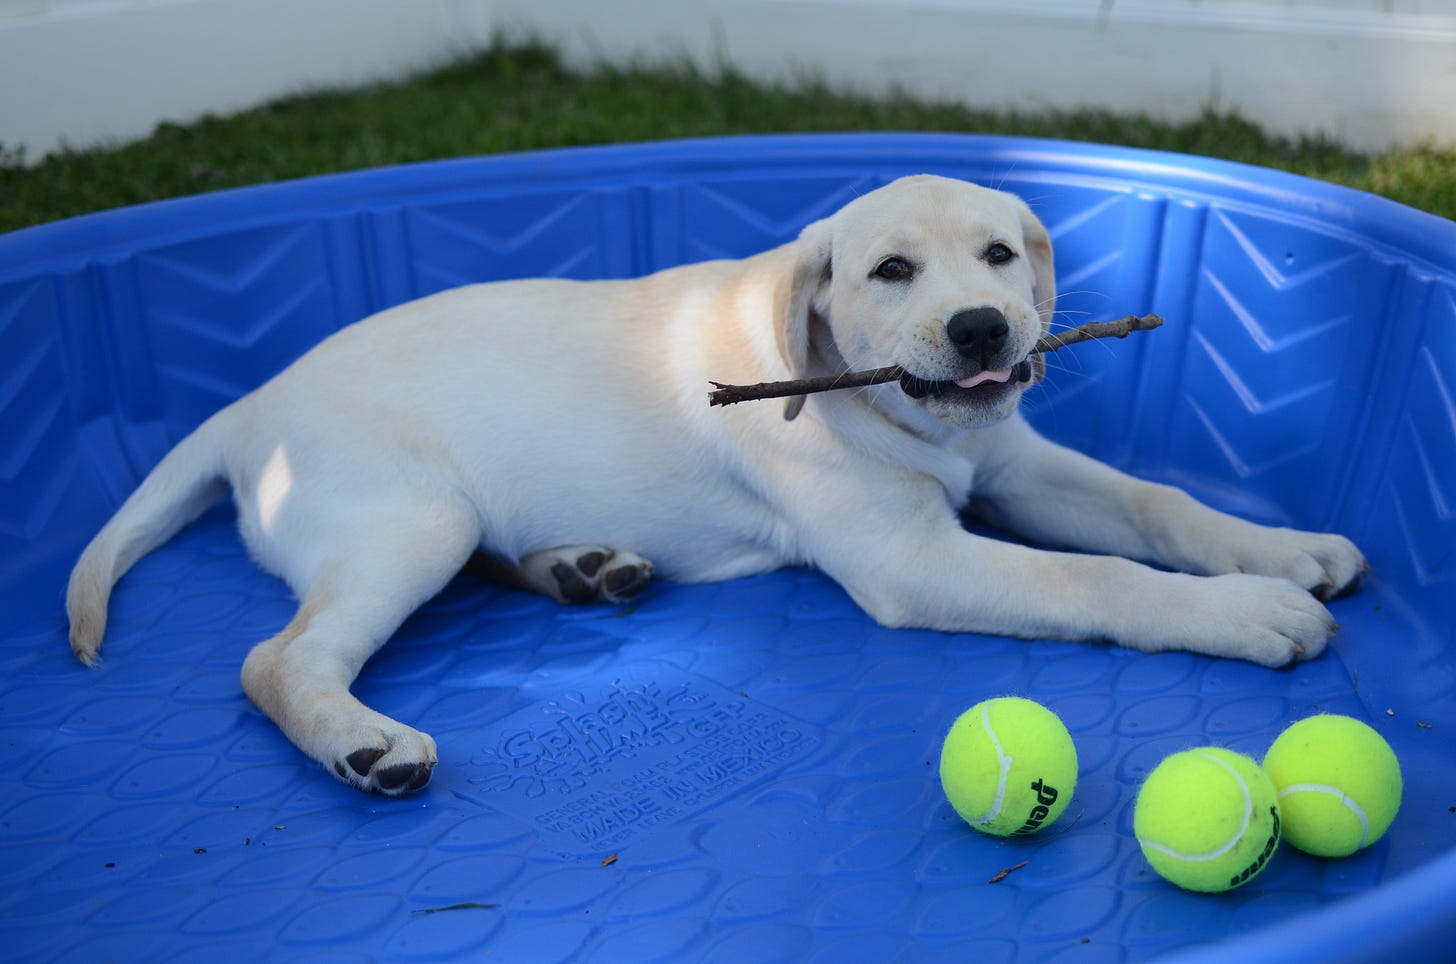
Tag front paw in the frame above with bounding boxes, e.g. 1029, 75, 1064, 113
1144, 572, 1339, 668
1200, 573, 1339, 667
1243, 530, 1368, 602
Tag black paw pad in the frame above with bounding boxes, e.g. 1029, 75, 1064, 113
377, 762, 433, 793
346, 747, 386, 777
550, 561, 598, 604
605, 565, 649, 599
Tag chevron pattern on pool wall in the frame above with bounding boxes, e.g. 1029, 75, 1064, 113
129, 223, 344, 429
1168, 206, 1393, 526
0, 276, 72, 554
402, 189, 637, 297
661, 175, 877, 268
1358, 277, 1456, 660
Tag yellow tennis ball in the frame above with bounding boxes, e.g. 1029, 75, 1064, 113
938, 696, 1077, 837
1134, 747, 1282, 893
1262, 714, 1403, 858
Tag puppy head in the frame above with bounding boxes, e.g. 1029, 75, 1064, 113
779, 175, 1055, 429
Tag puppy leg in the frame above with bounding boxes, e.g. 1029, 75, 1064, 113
832, 521, 1337, 667
471, 547, 654, 605
241, 501, 479, 795
795, 464, 1338, 667
971, 417, 1368, 599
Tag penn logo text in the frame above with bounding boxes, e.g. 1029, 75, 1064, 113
1011, 779, 1060, 836
1229, 805, 1282, 887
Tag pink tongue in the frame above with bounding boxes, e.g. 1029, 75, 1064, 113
955, 368, 1014, 389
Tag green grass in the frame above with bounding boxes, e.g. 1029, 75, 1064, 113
4, 41, 1454, 233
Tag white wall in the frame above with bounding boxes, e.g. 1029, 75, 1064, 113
1, 0, 498, 161
3, 0, 1455, 162
497, 0, 1456, 153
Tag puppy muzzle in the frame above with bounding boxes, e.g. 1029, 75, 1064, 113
899, 360, 1033, 399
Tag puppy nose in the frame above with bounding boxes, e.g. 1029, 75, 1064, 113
946, 307, 1009, 360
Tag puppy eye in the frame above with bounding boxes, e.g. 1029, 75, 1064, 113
985, 243, 1017, 265
872, 257, 915, 281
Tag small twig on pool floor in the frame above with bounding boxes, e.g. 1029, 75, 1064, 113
988, 860, 1030, 884
412, 902, 501, 915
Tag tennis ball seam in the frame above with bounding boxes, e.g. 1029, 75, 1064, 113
1138, 751, 1253, 862
1278, 783, 1371, 847
967, 701, 1013, 829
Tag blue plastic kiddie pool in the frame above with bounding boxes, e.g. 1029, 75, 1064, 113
2, 133, 1453, 962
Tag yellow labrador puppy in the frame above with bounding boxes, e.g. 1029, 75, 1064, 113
66, 175, 1366, 794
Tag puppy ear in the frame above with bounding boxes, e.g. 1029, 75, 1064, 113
1016, 199, 1057, 329
777, 217, 833, 421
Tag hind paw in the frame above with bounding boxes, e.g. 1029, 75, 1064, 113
520, 546, 655, 605
326, 721, 438, 795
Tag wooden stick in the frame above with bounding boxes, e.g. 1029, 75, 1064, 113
708, 313, 1163, 407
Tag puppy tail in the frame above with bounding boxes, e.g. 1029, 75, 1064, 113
67, 412, 232, 666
